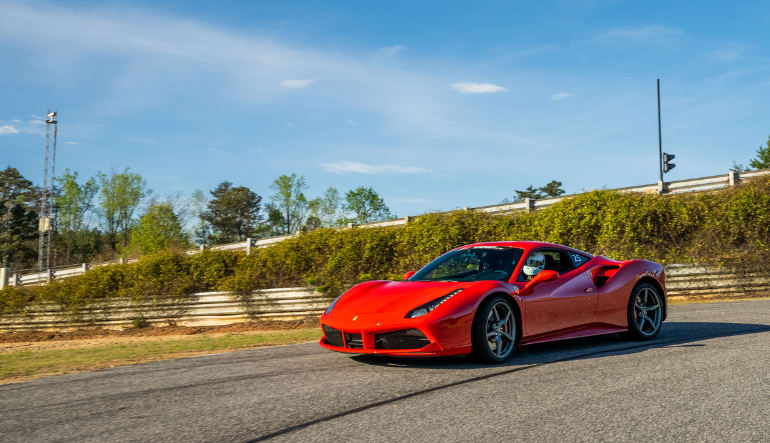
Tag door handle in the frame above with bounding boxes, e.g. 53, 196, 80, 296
584, 287, 595, 293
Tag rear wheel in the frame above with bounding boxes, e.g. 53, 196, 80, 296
627, 283, 663, 340
472, 296, 516, 363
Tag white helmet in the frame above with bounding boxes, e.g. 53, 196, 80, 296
523, 251, 545, 277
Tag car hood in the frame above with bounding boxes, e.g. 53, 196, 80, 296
333, 280, 475, 315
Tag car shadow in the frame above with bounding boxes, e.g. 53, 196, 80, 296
350, 321, 770, 369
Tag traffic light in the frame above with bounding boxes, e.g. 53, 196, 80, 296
663, 152, 676, 173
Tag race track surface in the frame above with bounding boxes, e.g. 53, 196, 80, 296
1, 300, 769, 442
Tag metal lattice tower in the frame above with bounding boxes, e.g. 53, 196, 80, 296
37, 110, 58, 271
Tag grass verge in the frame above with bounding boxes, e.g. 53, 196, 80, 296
0, 328, 321, 384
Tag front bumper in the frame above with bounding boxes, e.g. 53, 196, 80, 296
318, 318, 468, 357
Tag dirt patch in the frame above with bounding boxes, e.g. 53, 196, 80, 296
0, 317, 320, 344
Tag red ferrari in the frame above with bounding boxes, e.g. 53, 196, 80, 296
319, 241, 666, 363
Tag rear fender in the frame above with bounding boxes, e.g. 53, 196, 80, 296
592, 260, 665, 328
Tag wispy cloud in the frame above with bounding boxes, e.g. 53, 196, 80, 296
321, 161, 431, 174
345, 119, 359, 126
380, 45, 405, 56
61, 141, 81, 145
280, 79, 315, 89
599, 25, 683, 45
550, 92, 574, 100
0, 125, 20, 135
451, 82, 508, 94
0, 119, 45, 135
708, 45, 749, 62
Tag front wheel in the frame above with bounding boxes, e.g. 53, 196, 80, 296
472, 296, 517, 363
627, 283, 663, 340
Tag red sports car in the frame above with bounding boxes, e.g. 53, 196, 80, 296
319, 241, 666, 363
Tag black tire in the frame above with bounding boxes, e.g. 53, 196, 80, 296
627, 282, 663, 340
471, 295, 517, 363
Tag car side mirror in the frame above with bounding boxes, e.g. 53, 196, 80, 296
403, 270, 416, 280
519, 270, 558, 295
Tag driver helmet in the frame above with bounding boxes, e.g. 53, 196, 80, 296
523, 251, 545, 277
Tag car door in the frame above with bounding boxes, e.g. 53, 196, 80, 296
519, 248, 595, 337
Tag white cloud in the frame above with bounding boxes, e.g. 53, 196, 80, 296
321, 161, 431, 174
0, 125, 20, 135
451, 82, 508, 94
380, 45, 405, 56
550, 92, 574, 100
62, 141, 81, 145
600, 25, 683, 45
345, 119, 359, 126
709, 46, 748, 62
280, 79, 315, 89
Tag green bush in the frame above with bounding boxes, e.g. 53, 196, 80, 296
3, 176, 770, 314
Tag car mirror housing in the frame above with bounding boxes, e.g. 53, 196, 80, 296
403, 270, 416, 280
519, 270, 558, 295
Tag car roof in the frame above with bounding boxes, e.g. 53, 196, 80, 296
459, 241, 594, 257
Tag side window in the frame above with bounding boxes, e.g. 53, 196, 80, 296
541, 250, 574, 274
568, 252, 591, 269
517, 248, 575, 281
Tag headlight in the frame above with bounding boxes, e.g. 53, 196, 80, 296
324, 293, 344, 315
405, 289, 463, 318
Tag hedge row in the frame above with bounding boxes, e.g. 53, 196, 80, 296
3, 176, 770, 315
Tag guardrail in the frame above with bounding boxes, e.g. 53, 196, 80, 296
0, 287, 328, 331
3, 167, 770, 289
0, 264, 767, 331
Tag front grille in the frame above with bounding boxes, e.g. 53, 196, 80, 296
323, 324, 344, 347
375, 329, 430, 350
345, 332, 363, 349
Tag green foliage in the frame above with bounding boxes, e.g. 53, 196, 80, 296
513, 180, 565, 201
344, 186, 392, 224
318, 187, 342, 227
0, 167, 39, 268
268, 173, 308, 235
98, 168, 149, 249
3, 177, 770, 314
130, 203, 190, 253
200, 181, 263, 243
132, 316, 149, 328
55, 169, 100, 263
749, 135, 770, 170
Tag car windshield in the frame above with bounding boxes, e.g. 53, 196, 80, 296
409, 246, 524, 282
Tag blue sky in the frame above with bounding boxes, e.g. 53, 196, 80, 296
2, 0, 770, 216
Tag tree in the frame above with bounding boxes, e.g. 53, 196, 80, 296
190, 189, 211, 245
130, 203, 189, 253
749, 135, 770, 170
0, 167, 39, 268
318, 187, 342, 227
269, 174, 308, 235
513, 185, 541, 201
98, 168, 149, 249
513, 180, 565, 201
344, 186, 392, 224
200, 181, 263, 243
539, 180, 566, 197
55, 169, 99, 262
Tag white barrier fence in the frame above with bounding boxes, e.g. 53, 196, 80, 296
3, 168, 770, 289
0, 264, 768, 331
0, 287, 328, 331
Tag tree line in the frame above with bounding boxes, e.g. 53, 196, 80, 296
0, 167, 392, 270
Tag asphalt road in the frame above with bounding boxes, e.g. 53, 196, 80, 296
2, 300, 769, 442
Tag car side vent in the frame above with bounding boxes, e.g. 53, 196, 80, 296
592, 265, 620, 288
